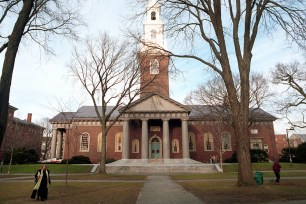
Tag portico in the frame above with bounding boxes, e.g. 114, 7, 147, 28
119, 93, 191, 163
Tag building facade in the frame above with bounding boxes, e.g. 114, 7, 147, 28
1, 105, 44, 159
50, 0, 278, 164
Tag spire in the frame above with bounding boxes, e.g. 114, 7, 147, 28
147, 0, 158, 8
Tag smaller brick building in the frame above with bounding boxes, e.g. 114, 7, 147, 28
275, 134, 288, 157
1, 105, 44, 159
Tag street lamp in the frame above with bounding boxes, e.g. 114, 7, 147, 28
286, 127, 294, 167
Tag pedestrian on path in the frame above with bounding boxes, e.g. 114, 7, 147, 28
30, 164, 51, 201
272, 159, 281, 183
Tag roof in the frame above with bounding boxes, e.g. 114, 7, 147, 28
187, 105, 277, 121
8, 105, 18, 111
291, 134, 306, 142
50, 104, 276, 123
120, 93, 191, 113
13, 118, 44, 129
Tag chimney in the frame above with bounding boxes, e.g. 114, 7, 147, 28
27, 113, 32, 123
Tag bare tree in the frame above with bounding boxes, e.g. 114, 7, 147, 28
130, 0, 305, 186
49, 98, 83, 186
0, 0, 83, 148
68, 32, 156, 174
186, 73, 271, 169
2, 114, 25, 174
185, 73, 271, 117
38, 118, 52, 160
272, 61, 306, 128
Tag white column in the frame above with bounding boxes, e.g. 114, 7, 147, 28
122, 120, 129, 160
62, 131, 67, 160
182, 119, 190, 159
56, 130, 63, 159
163, 119, 170, 160
141, 119, 148, 160
50, 129, 58, 158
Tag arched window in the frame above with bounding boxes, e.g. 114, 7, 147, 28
172, 139, 179, 153
80, 132, 89, 152
189, 132, 196, 151
250, 138, 262, 150
221, 132, 232, 151
132, 139, 139, 153
151, 29, 157, 40
151, 11, 156, 20
115, 133, 123, 152
204, 133, 214, 151
150, 59, 159, 74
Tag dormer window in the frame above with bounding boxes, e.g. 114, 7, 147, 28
151, 11, 156, 20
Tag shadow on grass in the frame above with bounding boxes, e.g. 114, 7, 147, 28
0, 182, 143, 204
179, 179, 306, 204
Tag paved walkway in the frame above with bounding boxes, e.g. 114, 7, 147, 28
136, 175, 203, 204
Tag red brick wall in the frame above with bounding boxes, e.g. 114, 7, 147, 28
275, 134, 288, 157
62, 119, 277, 164
139, 53, 170, 97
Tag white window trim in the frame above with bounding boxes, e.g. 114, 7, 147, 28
172, 139, 180, 153
204, 133, 214, 151
80, 132, 90, 152
132, 139, 140, 153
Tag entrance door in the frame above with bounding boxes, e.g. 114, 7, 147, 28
151, 138, 161, 159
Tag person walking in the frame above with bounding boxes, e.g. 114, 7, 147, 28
31, 164, 51, 201
272, 160, 281, 183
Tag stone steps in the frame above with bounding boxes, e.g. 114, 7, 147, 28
105, 159, 221, 174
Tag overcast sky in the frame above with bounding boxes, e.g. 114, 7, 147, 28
1, 0, 304, 135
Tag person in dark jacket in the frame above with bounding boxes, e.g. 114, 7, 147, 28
272, 160, 281, 183
31, 165, 51, 201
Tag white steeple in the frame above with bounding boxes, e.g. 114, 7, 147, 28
141, 0, 165, 52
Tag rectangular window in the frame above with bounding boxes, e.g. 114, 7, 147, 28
251, 129, 258, 134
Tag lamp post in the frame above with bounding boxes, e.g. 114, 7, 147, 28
286, 127, 294, 167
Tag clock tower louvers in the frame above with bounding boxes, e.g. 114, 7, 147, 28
139, 0, 169, 98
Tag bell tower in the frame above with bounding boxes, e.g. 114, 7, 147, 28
139, 0, 169, 98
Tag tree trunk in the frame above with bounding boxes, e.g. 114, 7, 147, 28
233, 66, 255, 186
8, 150, 13, 175
234, 116, 255, 186
0, 0, 34, 147
99, 125, 106, 174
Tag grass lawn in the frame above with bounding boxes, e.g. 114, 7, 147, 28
0, 182, 143, 204
0, 162, 306, 203
179, 179, 306, 203
222, 162, 306, 172
0, 164, 93, 174
172, 162, 306, 180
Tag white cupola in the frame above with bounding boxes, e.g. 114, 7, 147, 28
141, 0, 165, 51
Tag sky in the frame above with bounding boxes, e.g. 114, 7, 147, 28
1, 0, 304, 135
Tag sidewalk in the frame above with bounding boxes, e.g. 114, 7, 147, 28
136, 175, 204, 204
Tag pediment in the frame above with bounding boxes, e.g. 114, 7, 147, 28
124, 94, 189, 113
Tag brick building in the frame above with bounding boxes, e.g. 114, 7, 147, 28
275, 134, 288, 156
50, 0, 278, 164
1, 105, 44, 159
289, 134, 306, 148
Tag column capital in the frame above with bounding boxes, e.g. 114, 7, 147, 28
162, 118, 170, 121
181, 117, 189, 121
